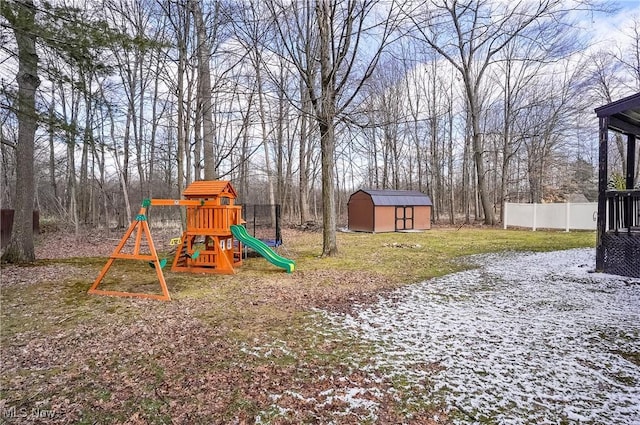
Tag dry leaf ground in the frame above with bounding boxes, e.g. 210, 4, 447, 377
0, 226, 594, 424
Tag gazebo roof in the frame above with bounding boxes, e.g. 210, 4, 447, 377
595, 92, 640, 135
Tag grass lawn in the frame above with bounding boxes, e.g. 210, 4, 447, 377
0, 227, 595, 424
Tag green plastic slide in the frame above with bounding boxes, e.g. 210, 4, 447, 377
230, 225, 295, 273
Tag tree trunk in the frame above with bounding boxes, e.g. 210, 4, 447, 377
79, 78, 92, 225
48, 86, 58, 203
193, 95, 203, 180
276, 75, 285, 204
462, 114, 472, 224
298, 79, 311, 224
447, 96, 455, 224
177, 32, 187, 227
429, 66, 440, 221
2, 0, 40, 262
256, 61, 276, 209
136, 51, 146, 196
467, 84, 495, 225
191, 0, 215, 180
318, 114, 337, 256
317, 0, 337, 256
148, 54, 161, 197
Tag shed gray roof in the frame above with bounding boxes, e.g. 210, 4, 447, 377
353, 189, 433, 206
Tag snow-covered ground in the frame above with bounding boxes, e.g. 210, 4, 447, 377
327, 248, 640, 424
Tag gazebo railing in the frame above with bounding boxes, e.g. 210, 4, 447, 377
606, 189, 640, 233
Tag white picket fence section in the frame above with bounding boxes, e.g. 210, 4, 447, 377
503, 202, 597, 231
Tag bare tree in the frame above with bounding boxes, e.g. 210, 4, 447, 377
610, 13, 640, 185
157, 0, 192, 221
615, 14, 640, 92
521, 64, 580, 203
231, 2, 276, 206
491, 32, 555, 220
0, 99, 17, 208
190, 0, 217, 180
582, 50, 628, 177
298, 76, 316, 223
268, 0, 401, 255
402, 0, 588, 224
1, 0, 39, 262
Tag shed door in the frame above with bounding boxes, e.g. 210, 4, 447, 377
395, 206, 414, 231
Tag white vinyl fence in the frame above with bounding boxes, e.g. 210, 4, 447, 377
503, 202, 597, 231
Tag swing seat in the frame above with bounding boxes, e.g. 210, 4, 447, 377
149, 258, 168, 269
186, 250, 200, 260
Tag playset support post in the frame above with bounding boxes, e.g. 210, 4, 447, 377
88, 201, 171, 301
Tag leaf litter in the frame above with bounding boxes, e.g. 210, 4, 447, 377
1, 230, 443, 424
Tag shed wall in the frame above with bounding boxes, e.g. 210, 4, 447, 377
414, 206, 432, 230
348, 193, 374, 232
374, 205, 431, 232
374, 206, 396, 232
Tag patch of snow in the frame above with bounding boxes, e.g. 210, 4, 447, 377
254, 403, 291, 424
318, 386, 381, 420
325, 248, 640, 424
283, 389, 317, 403
239, 340, 294, 358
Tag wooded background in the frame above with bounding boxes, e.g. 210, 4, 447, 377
1, 0, 639, 242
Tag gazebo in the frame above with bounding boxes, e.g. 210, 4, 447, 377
594, 92, 640, 278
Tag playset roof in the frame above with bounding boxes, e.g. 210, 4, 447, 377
182, 180, 237, 199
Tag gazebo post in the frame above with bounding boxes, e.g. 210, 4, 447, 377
626, 134, 636, 189
595, 116, 609, 272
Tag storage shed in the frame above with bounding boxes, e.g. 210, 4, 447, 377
348, 189, 432, 232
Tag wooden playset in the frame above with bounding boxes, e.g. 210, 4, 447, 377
89, 180, 262, 301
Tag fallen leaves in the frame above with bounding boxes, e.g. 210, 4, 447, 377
0, 228, 448, 424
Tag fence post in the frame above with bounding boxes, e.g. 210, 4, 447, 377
565, 202, 570, 232
532, 203, 537, 231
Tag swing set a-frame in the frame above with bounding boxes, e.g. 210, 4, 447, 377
88, 181, 243, 301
